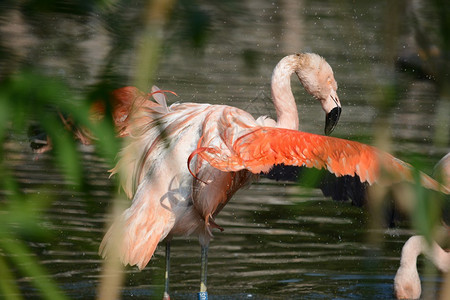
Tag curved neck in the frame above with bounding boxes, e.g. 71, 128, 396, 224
271, 55, 299, 130
400, 236, 424, 269
429, 241, 450, 272
401, 235, 450, 272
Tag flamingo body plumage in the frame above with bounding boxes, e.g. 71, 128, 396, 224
103, 102, 261, 268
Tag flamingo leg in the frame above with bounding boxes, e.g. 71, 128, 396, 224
198, 246, 208, 300
163, 241, 170, 300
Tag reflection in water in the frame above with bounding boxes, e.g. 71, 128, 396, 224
1, 0, 448, 299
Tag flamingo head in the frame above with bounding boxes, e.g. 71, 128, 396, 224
294, 53, 342, 135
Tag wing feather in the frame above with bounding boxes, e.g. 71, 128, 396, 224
196, 127, 448, 194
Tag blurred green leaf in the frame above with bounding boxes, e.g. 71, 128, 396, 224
0, 68, 120, 298
0, 256, 22, 300
411, 171, 443, 242
1, 192, 53, 239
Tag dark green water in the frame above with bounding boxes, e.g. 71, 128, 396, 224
1, 0, 448, 299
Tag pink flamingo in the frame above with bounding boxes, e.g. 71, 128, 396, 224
394, 235, 450, 299
99, 53, 449, 299
394, 153, 450, 299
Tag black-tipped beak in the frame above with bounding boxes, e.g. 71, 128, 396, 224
324, 107, 341, 135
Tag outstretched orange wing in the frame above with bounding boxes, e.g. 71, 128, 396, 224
195, 127, 448, 193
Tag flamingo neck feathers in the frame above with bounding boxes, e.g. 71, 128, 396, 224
271, 53, 326, 131
271, 55, 300, 130
395, 235, 450, 299
402, 235, 450, 273
399, 236, 424, 270
394, 236, 424, 299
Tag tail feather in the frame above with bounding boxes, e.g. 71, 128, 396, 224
99, 186, 175, 270
99, 212, 167, 270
